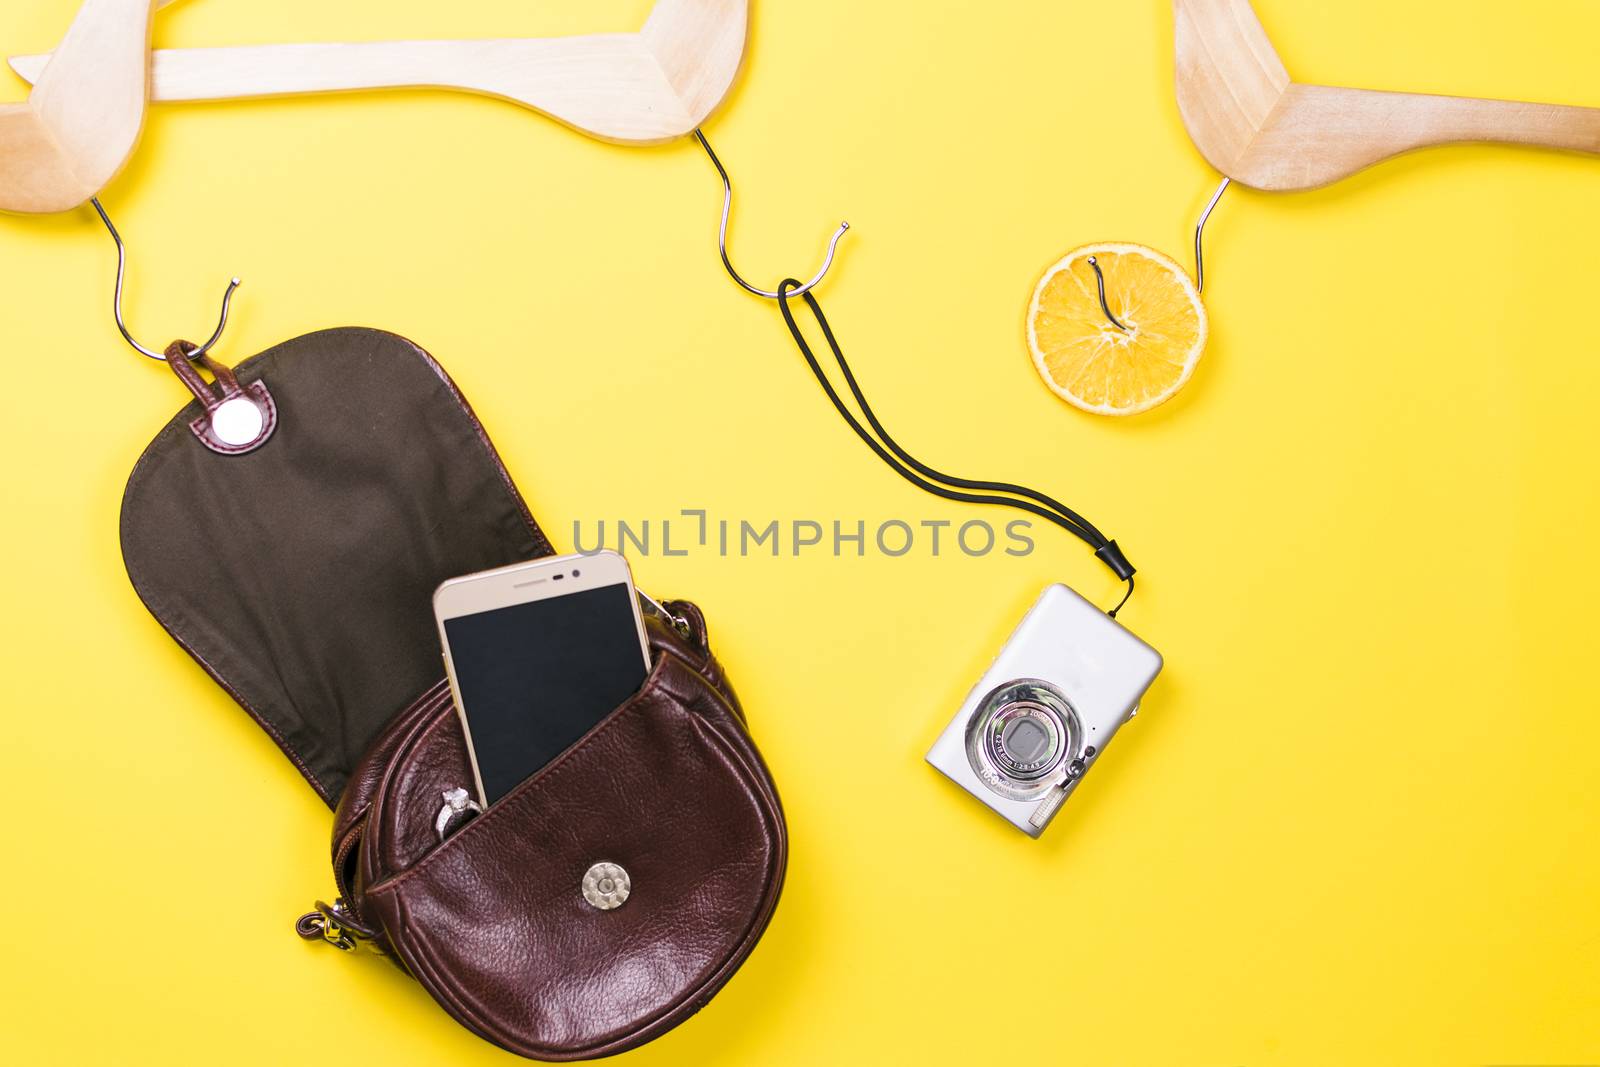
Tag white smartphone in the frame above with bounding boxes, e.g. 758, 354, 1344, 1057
433, 549, 652, 807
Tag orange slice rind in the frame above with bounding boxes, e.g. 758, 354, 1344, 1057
1026, 243, 1207, 416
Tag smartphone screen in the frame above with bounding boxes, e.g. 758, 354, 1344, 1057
442, 581, 648, 805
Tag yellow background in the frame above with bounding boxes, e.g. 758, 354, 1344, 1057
3, 1, 1598, 1063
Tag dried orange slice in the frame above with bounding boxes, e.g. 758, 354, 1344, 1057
1026, 243, 1207, 416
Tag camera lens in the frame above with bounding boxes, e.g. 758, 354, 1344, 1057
964, 679, 1082, 801
987, 704, 1060, 779
1001, 716, 1052, 765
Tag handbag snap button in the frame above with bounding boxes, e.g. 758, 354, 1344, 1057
582, 862, 631, 910
211, 395, 265, 446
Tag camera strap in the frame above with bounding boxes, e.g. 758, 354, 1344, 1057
776, 280, 1137, 617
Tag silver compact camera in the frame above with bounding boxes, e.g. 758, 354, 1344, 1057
926, 583, 1163, 837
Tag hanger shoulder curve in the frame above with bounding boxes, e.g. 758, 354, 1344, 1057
643, 0, 749, 131
1174, 0, 1600, 191
1, 0, 159, 214
9, 0, 749, 145
1233, 84, 1600, 191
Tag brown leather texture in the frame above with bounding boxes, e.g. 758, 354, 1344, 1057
337, 608, 787, 1060
123, 328, 787, 1058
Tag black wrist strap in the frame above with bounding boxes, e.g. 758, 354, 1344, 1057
776, 280, 1137, 617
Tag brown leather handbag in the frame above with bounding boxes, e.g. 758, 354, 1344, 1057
119, 328, 788, 1060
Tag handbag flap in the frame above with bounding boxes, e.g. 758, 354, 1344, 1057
120, 327, 551, 803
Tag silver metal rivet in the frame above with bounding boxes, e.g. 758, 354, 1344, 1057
582, 862, 631, 910
211, 396, 264, 446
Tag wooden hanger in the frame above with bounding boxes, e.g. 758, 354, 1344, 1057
1, 0, 244, 355
0, 0, 176, 213
1174, 0, 1600, 191
9, 0, 748, 146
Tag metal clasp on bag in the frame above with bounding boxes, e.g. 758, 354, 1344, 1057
294, 899, 383, 954
638, 591, 691, 638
